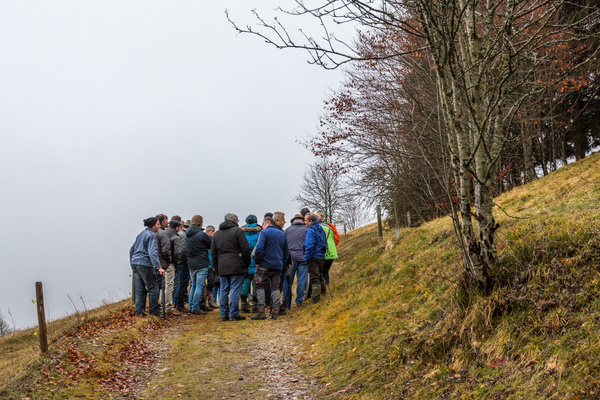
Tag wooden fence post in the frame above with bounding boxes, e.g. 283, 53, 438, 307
377, 205, 383, 240
35, 282, 48, 354
406, 211, 412, 228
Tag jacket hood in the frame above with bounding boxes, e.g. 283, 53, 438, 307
186, 225, 203, 237
219, 220, 239, 230
241, 224, 262, 233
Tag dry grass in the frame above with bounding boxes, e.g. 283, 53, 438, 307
292, 152, 600, 399
0, 298, 130, 389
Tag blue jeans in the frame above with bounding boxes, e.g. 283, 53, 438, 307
282, 261, 308, 308
219, 274, 245, 319
188, 268, 208, 311
174, 263, 189, 308
132, 264, 160, 316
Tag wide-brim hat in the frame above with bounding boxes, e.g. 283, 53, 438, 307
291, 214, 304, 223
184, 220, 191, 227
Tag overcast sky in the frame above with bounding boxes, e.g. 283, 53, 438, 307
0, 1, 348, 329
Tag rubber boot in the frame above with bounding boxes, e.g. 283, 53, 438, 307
240, 295, 251, 313
310, 284, 321, 305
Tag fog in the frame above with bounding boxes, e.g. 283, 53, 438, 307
0, 1, 346, 329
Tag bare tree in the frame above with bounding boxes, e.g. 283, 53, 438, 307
294, 158, 347, 224
0, 309, 11, 337
230, 0, 600, 288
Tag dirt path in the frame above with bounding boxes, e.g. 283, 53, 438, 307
141, 309, 323, 400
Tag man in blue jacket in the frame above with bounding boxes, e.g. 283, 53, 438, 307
282, 213, 309, 309
303, 213, 328, 305
251, 216, 289, 320
130, 217, 166, 317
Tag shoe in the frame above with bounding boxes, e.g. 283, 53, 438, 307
167, 309, 182, 316
279, 308, 287, 316
271, 311, 280, 320
176, 306, 188, 313
208, 299, 219, 309
296, 302, 303, 307
230, 315, 246, 321
135, 312, 147, 318
221, 316, 229, 321
199, 305, 213, 312
251, 311, 267, 320
188, 309, 207, 316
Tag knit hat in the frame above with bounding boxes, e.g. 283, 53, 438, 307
291, 214, 304, 223
169, 220, 181, 228
264, 212, 273, 219
143, 217, 158, 228
245, 214, 258, 224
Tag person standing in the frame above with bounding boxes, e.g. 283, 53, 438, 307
251, 216, 289, 320
211, 213, 251, 321
240, 214, 262, 313
186, 215, 212, 316
156, 214, 175, 313
316, 211, 339, 292
204, 225, 219, 309
129, 217, 166, 317
303, 213, 328, 305
282, 213, 308, 309
168, 220, 188, 313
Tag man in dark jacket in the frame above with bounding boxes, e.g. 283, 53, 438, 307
251, 216, 289, 320
303, 213, 328, 304
211, 213, 251, 321
167, 220, 188, 313
186, 215, 212, 315
282, 213, 309, 309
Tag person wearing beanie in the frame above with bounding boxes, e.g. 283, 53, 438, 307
129, 218, 166, 317
251, 216, 289, 320
186, 215, 212, 316
240, 214, 262, 313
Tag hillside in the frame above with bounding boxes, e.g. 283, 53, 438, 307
1, 153, 599, 399
294, 152, 600, 399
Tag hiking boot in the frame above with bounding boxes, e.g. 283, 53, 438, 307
221, 316, 229, 321
251, 311, 267, 320
240, 296, 251, 313
252, 303, 258, 313
199, 305, 213, 312
208, 298, 219, 309
230, 315, 246, 321
176, 306, 188, 313
271, 311, 280, 320
321, 282, 327, 296
188, 309, 207, 316
311, 284, 321, 305
279, 307, 287, 316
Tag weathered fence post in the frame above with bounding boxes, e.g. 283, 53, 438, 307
35, 281, 48, 354
406, 211, 412, 228
377, 205, 383, 240
393, 202, 400, 239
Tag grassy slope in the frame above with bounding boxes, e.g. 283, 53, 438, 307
296, 153, 600, 399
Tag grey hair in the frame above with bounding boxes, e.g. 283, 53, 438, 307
273, 211, 285, 222
206, 225, 215, 232
306, 213, 319, 223
315, 211, 325, 222
224, 212, 238, 222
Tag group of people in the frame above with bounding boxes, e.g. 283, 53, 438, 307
129, 208, 339, 321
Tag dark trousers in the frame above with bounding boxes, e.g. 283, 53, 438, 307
174, 263, 189, 308
307, 258, 324, 286
132, 265, 160, 316
322, 259, 334, 285
254, 266, 282, 311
